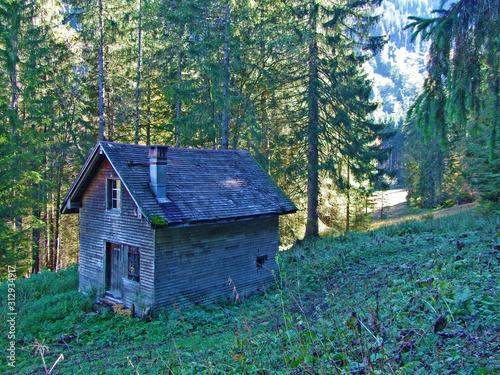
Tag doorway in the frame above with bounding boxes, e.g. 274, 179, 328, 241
106, 242, 122, 299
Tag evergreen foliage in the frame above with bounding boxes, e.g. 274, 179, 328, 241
3, 0, 496, 273
0, 0, 82, 275
404, 117, 445, 207
405, 0, 500, 204
0, 0, 390, 274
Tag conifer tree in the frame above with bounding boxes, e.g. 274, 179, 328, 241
134, 0, 143, 145
0, 0, 79, 274
283, 0, 386, 238
407, 0, 500, 201
404, 117, 445, 207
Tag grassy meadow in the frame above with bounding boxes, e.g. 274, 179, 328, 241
1, 206, 499, 374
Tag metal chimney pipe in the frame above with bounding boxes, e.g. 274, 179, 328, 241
148, 145, 169, 203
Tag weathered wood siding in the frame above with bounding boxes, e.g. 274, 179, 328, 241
79, 160, 155, 308
154, 215, 280, 307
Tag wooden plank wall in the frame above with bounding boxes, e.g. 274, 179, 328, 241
154, 215, 280, 307
79, 160, 155, 308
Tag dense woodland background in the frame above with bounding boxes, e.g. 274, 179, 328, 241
1, 0, 498, 279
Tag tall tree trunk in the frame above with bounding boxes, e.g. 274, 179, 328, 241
31, 195, 41, 274
346, 161, 350, 232
304, 32, 319, 239
9, 51, 18, 135
31, 221, 40, 273
260, 95, 270, 172
45, 195, 52, 269
49, 194, 55, 270
31, 118, 44, 275
207, 79, 218, 149
134, 0, 142, 145
98, 0, 106, 141
8, 6, 22, 240
146, 81, 151, 145
489, 66, 499, 162
68, 105, 86, 163
53, 167, 63, 270
106, 88, 114, 140
220, 4, 230, 150
8, 5, 19, 135
54, 88, 85, 162
175, 52, 182, 147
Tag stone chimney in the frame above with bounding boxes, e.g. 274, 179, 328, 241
149, 145, 169, 203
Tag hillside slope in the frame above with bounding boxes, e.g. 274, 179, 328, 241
1, 208, 499, 374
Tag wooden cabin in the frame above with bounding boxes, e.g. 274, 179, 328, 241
61, 141, 296, 311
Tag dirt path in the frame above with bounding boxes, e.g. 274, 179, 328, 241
370, 189, 479, 229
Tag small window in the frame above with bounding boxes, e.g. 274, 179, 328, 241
128, 246, 140, 282
107, 179, 121, 210
256, 254, 268, 270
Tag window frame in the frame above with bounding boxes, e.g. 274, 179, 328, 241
127, 246, 140, 282
106, 178, 122, 211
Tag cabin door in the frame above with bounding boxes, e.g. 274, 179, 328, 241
106, 242, 122, 299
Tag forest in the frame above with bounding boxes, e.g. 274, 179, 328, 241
1, 0, 499, 279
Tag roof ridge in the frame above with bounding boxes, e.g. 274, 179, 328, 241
167, 147, 249, 153
99, 141, 148, 147
100, 141, 249, 153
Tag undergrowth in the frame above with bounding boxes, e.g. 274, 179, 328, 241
1, 210, 499, 374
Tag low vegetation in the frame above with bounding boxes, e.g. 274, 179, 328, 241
1, 207, 499, 374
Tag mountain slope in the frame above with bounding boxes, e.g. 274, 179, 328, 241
2, 208, 499, 374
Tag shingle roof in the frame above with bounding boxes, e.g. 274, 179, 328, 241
61, 141, 297, 227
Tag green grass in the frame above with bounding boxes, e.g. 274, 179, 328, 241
1, 208, 499, 374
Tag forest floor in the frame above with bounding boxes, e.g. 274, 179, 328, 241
370, 189, 480, 229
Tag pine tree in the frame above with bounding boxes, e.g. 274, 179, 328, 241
134, 0, 143, 145
404, 117, 445, 208
0, 0, 89, 275
283, 0, 386, 238
406, 0, 500, 201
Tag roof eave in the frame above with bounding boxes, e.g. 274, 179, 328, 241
160, 210, 297, 229
98, 143, 155, 227
60, 141, 155, 228
60, 143, 103, 215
